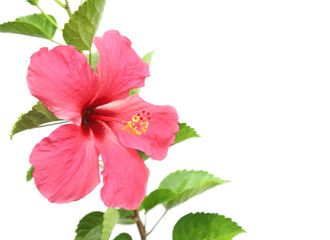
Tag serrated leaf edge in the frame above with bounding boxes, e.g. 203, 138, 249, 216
161, 170, 229, 210
10, 101, 61, 139
177, 212, 246, 233
161, 169, 229, 185
0, 14, 57, 40
174, 122, 201, 145
139, 188, 176, 212
63, 0, 106, 50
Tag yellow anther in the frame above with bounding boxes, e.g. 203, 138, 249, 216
121, 111, 151, 136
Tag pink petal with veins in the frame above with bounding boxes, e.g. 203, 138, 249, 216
93, 94, 179, 160
30, 124, 100, 203
93, 30, 150, 103
90, 120, 149, 209
27, 46, 99, 124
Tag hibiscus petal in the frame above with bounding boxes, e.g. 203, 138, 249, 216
93, 94, 179, 160
93, 30, 150, 103
27, 46, 99, 124
90, 120, 149, 210
30, 124, 100, 203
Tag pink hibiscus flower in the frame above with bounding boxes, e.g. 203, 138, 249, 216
26, 30, 179, 210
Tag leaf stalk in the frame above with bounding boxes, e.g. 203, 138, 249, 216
50, 39, 64, 45
36, 4, 63, 31
54, 0, 65, 8
89, 49, 92, 65
146, 210, 167, 236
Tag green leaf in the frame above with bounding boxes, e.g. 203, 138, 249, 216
10, 101, 62, 139
140, 170, 228, 212
139, 188, 176, 213
113, 233, 132, 240
159, 170, 229, 210
63, 0, 106, 50
101, 208, 119, 240
174, 122, 200, 145
173, 213, 245, 240
128, 88, 140, 96
129, 50, 155, 96
83, 225, 102, 240
27, 0, 38, 6
75, 211, 104, 240
142, 50, 154, 66
26, 165, 34, 182
117, 208, 135, 224
0, 14, 57, 40
137, 150, 150, 161
75, 209, 121, 240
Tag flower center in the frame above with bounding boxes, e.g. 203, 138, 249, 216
86, 110, 151, 136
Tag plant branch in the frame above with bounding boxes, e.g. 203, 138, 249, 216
134, 210, 147, 240
54, 0, 65, 8
65, 0, 73, 17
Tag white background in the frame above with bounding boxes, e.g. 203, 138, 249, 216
1, 0, 330, 239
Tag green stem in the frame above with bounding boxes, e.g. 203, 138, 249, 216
146, 210, 167, 236
54, 0, 65, 8
88, 49, 92, 65
36, 4, 63, 31
134, 210, 147, 240
50, 39, 64, 45
65, 0, 73, 17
